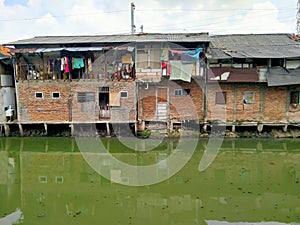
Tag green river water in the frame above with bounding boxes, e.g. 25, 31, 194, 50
1, 137, 300, 225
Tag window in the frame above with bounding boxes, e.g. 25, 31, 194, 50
39, 176, 47, 183
215, 92, 226, 104
120, 91, 128, 98
35, 92, 43, 99
174, 89, 190, 96
55, 176, 64, 183
99, 86, 109, 93
290, 91, 300, 104
77, 92, 95, 103
243, 92, 254, 104
52, 92, 60, 99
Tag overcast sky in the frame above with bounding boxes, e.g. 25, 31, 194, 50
0, 0, 298, 44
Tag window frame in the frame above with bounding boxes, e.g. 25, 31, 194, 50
243, 91, 254, 104
52, 92, 60, 99
215, 92, 227, 105
35, 92, 43, 99
174, 88, 190, 96
290, 91, 300, 105
120, 91, 128, 98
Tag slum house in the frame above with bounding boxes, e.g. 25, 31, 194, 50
136, 36, 210, 132
205, 33, 300, 132
0, 46, 15, 124
4, 33, 210, 136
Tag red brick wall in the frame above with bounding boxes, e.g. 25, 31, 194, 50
206, 83, 291, 124
17, 81, 70, 122
17, 81, 136, 122
206, 84, 234, 122
138, 80, 204, 122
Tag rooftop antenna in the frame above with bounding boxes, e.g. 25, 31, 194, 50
131, 2, 136, 35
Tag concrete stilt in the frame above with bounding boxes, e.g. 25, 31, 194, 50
257, 123, 264, 133
203, 124, 207, 132
232, 125, 236, 133
134, 122, 137, 136
283, 124, 288, 133
18, 123, 24, 137
44, 123, 48, 136
70, 124, 74, 137
4, 124, 10, 137
106, 122, 111, 137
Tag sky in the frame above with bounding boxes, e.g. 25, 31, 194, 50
0, 0, 298, 44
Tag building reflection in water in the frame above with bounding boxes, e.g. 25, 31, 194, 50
0, 138, 300, 225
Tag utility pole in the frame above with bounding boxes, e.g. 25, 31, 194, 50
131, 2, 135, 35
297, 0, 300, 34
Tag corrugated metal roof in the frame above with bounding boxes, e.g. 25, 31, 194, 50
6, 33, 210, 46
210, 33, 300, 59
208, 67, 259, 83
267, 67, 300, 86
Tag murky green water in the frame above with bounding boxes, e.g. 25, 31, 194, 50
1, 137, 300, 225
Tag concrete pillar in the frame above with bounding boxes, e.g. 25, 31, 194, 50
257, 123, 264, 133
44, 123, 48, 136
70, 124, 74, 137
18, 123, 24, 137
134, 122, 137, 136
283, 124, 288, 133
203, 124, 207, 132
106, 122, 111, 137
4, 124, 10, 137
231, 125, 236, 133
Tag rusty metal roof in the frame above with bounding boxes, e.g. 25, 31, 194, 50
208, 67, 259, 83
210, 33, 300, 59
6, 33, 210, 46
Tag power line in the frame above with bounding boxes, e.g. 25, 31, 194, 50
0, 10, 128, 22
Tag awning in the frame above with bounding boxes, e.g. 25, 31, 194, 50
267, 67, 300, 86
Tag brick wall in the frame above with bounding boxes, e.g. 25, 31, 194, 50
17, 81, 70, 122
206, 83, 295, 124
138, 80, 204, 122
263, 86, 287, 123
17, 80, 136, 122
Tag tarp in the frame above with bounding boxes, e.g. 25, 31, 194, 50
169, 60, 193, 83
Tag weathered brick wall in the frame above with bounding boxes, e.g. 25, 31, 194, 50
169, 81, 203, 121
206, 84, 234, 122
71, 81, 136, 122
138, 80, 204, 122
138, 85, 157, 121
17, 80, 136, 122
206, 83, 292, 124
234, 85, 261, 122
263, 86, 287, 123
17, 81, 70, 122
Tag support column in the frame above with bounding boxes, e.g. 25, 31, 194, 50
232, 125, 236, 133
283, 124, 288, 133
70, 124, 74, 137
4, 124, 10, 137
18, 123, 24, 137
257, 123, 264, 133
134, 122, 137, 136
44, 123, 48, 136
106, 122, 111, 137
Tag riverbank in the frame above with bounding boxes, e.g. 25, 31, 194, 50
2, 124, 300, 138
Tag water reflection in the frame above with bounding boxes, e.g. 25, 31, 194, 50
0, 209, 23, 225
0, 138, 300, 225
